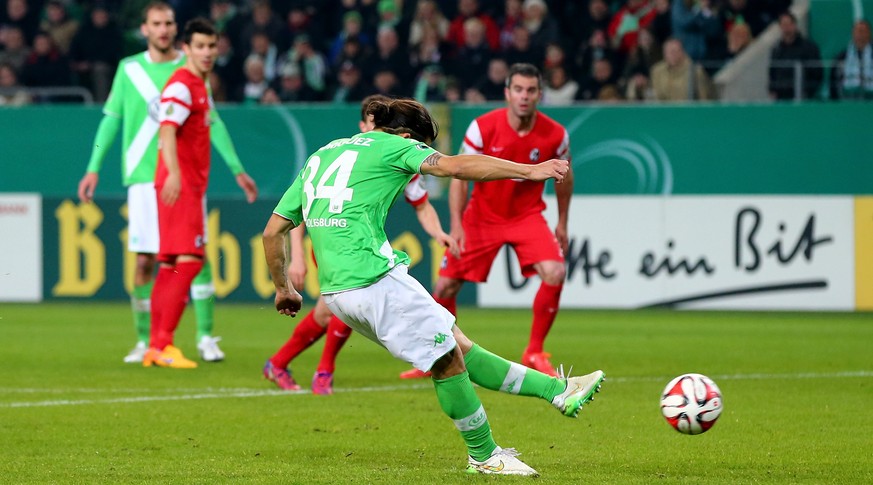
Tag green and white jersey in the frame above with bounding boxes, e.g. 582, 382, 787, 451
274, 131, 437, 293
103, 51, 185, 186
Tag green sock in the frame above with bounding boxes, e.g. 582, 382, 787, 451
190, 260, 215, 341
131, 281, 153, 344
433, 371, 497, 462
464, 344, 565, 402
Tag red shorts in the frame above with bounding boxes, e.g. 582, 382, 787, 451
439, 212, 563, 283
156, 188, 206, 263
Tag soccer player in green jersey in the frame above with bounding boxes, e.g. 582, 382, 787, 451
76, 1, 258, 364
263, 98, 605, 476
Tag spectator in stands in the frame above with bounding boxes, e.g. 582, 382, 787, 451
376, 0, 405, 40
651, 37, 714, 100
831, 19, 873, 100
542, 42, 566, 71
577, 57, 620, 101
240, 54, 270, 105
334, 36, 368, 72
450, 17, 493, 90
522, 0, 558, 53
412, 64, 449, 102
650, 0, 673, 46
372, 69, 404, 97
542, 65, 579, 105
625, 71, 653, 101
447, 0, 500, 51
409, 23, 447, 72
622, 27, 661, 83
329, 10, 372, 66
208, 71, 228, 103
608, 0, 658, 55
333, 0, 380, 40
21, 31, 71, 92
240, 0, 284, 49
671, 0, 724, 62
0, 61, 29, 105
366, 25, 411, 86
248, 29, 279, 82
214, 32, 245, 102
278, 7, 322, 54
497, 0, 523, 51
572, 29, 620, 85
573, 0, 612, 51
409, 0, 450, 46
262, 61, 320, 103
504, 24, 541, 67
331, 61, 370, 103
464, 85, 487, 102
40, 1, 78, 55
721, 0, 767, 37
285, 34, 328, 97
68, 3, 122, 103
210, 0, 245, 48
1, 0, 38, 44
704, 21, 752, 74
0, 25, 28, 73
768, 12, 822, 100
473, 56, 508, 100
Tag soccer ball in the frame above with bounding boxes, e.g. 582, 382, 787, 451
660, 373, 723, 435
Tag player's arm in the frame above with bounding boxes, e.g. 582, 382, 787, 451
286, 223, 307, 290
78, 66, 125, 203
210, 111, 258, 203
414, 200, 460, 258
420, 152, 569, 183
447, 178, 468, 250
553, 131, 574, 253
263, 213, 302, 316
158, 124, 182, 205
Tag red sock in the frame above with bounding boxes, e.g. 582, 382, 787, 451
526, 282, 563, 354
316, 315, 352, 374
270, 309, 326, 369
150, 260, 203, 350
433, 294, 457, 316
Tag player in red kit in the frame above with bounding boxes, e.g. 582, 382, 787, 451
143, 18, 220, 368
401, 63, 573, 379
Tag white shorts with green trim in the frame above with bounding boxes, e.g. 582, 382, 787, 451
323, 265, 456, 372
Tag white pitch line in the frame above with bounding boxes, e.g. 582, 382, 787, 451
1, 371, 871, 409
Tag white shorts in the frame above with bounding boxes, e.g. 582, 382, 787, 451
126, 183, 209, 254
127, 182, 159, 254
323, 265, 456, 372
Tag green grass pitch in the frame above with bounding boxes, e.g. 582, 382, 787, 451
1, 303, 871, 483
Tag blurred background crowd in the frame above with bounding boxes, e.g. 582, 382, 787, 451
1, 0, 871, 106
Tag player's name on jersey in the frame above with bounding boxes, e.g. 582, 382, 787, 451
321, 137, 375, 151
305, 217, 348, 228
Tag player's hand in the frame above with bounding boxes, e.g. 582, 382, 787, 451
161, 173, 181, 206
450, 225, 466, 254
236, 172, 258, 203
555, 223, 569, 255
287, 257, 307, 290
530, 159, 570, 183
275, 287, 303, 317
78, 172, 99, 203
436, 231, 461, 259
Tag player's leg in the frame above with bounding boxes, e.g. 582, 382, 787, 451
453, 324, 604, 417
144, 255, 202, 369
263, 300, 328, 390
125, 183, 160, 363
313, 298, 352, 395
398, 275, 465, 379
192, 256, 225, 362
512, 215, 566, 376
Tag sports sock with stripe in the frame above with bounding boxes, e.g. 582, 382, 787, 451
433, 370, 496, 462
464, 344, 564, 402
191, 258, 215, 341
131, 280, 153, 344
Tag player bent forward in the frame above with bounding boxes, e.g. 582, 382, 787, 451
262, 98, 605, 476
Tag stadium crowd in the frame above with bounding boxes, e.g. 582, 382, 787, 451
2, 0, 871, 106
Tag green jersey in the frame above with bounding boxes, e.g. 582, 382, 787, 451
274, 131, 437, 293
87, 51, 244, 186
101, 51, 185, 185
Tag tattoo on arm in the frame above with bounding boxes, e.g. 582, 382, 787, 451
423, 152, 442, 167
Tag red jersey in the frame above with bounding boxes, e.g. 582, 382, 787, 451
461, 107, 570, 223
156, 68, 212, 193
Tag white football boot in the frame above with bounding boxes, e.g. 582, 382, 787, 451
551, 368, 605, 417
466, 447, 539, 476
197, 336, 225, 362
123, 341, 148, 363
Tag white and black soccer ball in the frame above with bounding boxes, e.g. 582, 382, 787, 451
660, 373, 723, 435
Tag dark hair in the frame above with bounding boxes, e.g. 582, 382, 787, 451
360, 94, 391, 122
505, 62, 542, 89
367, 98, 439, 143
779, 11, 797, 24
183, 17, 217, 44
142, 1, 173, 23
